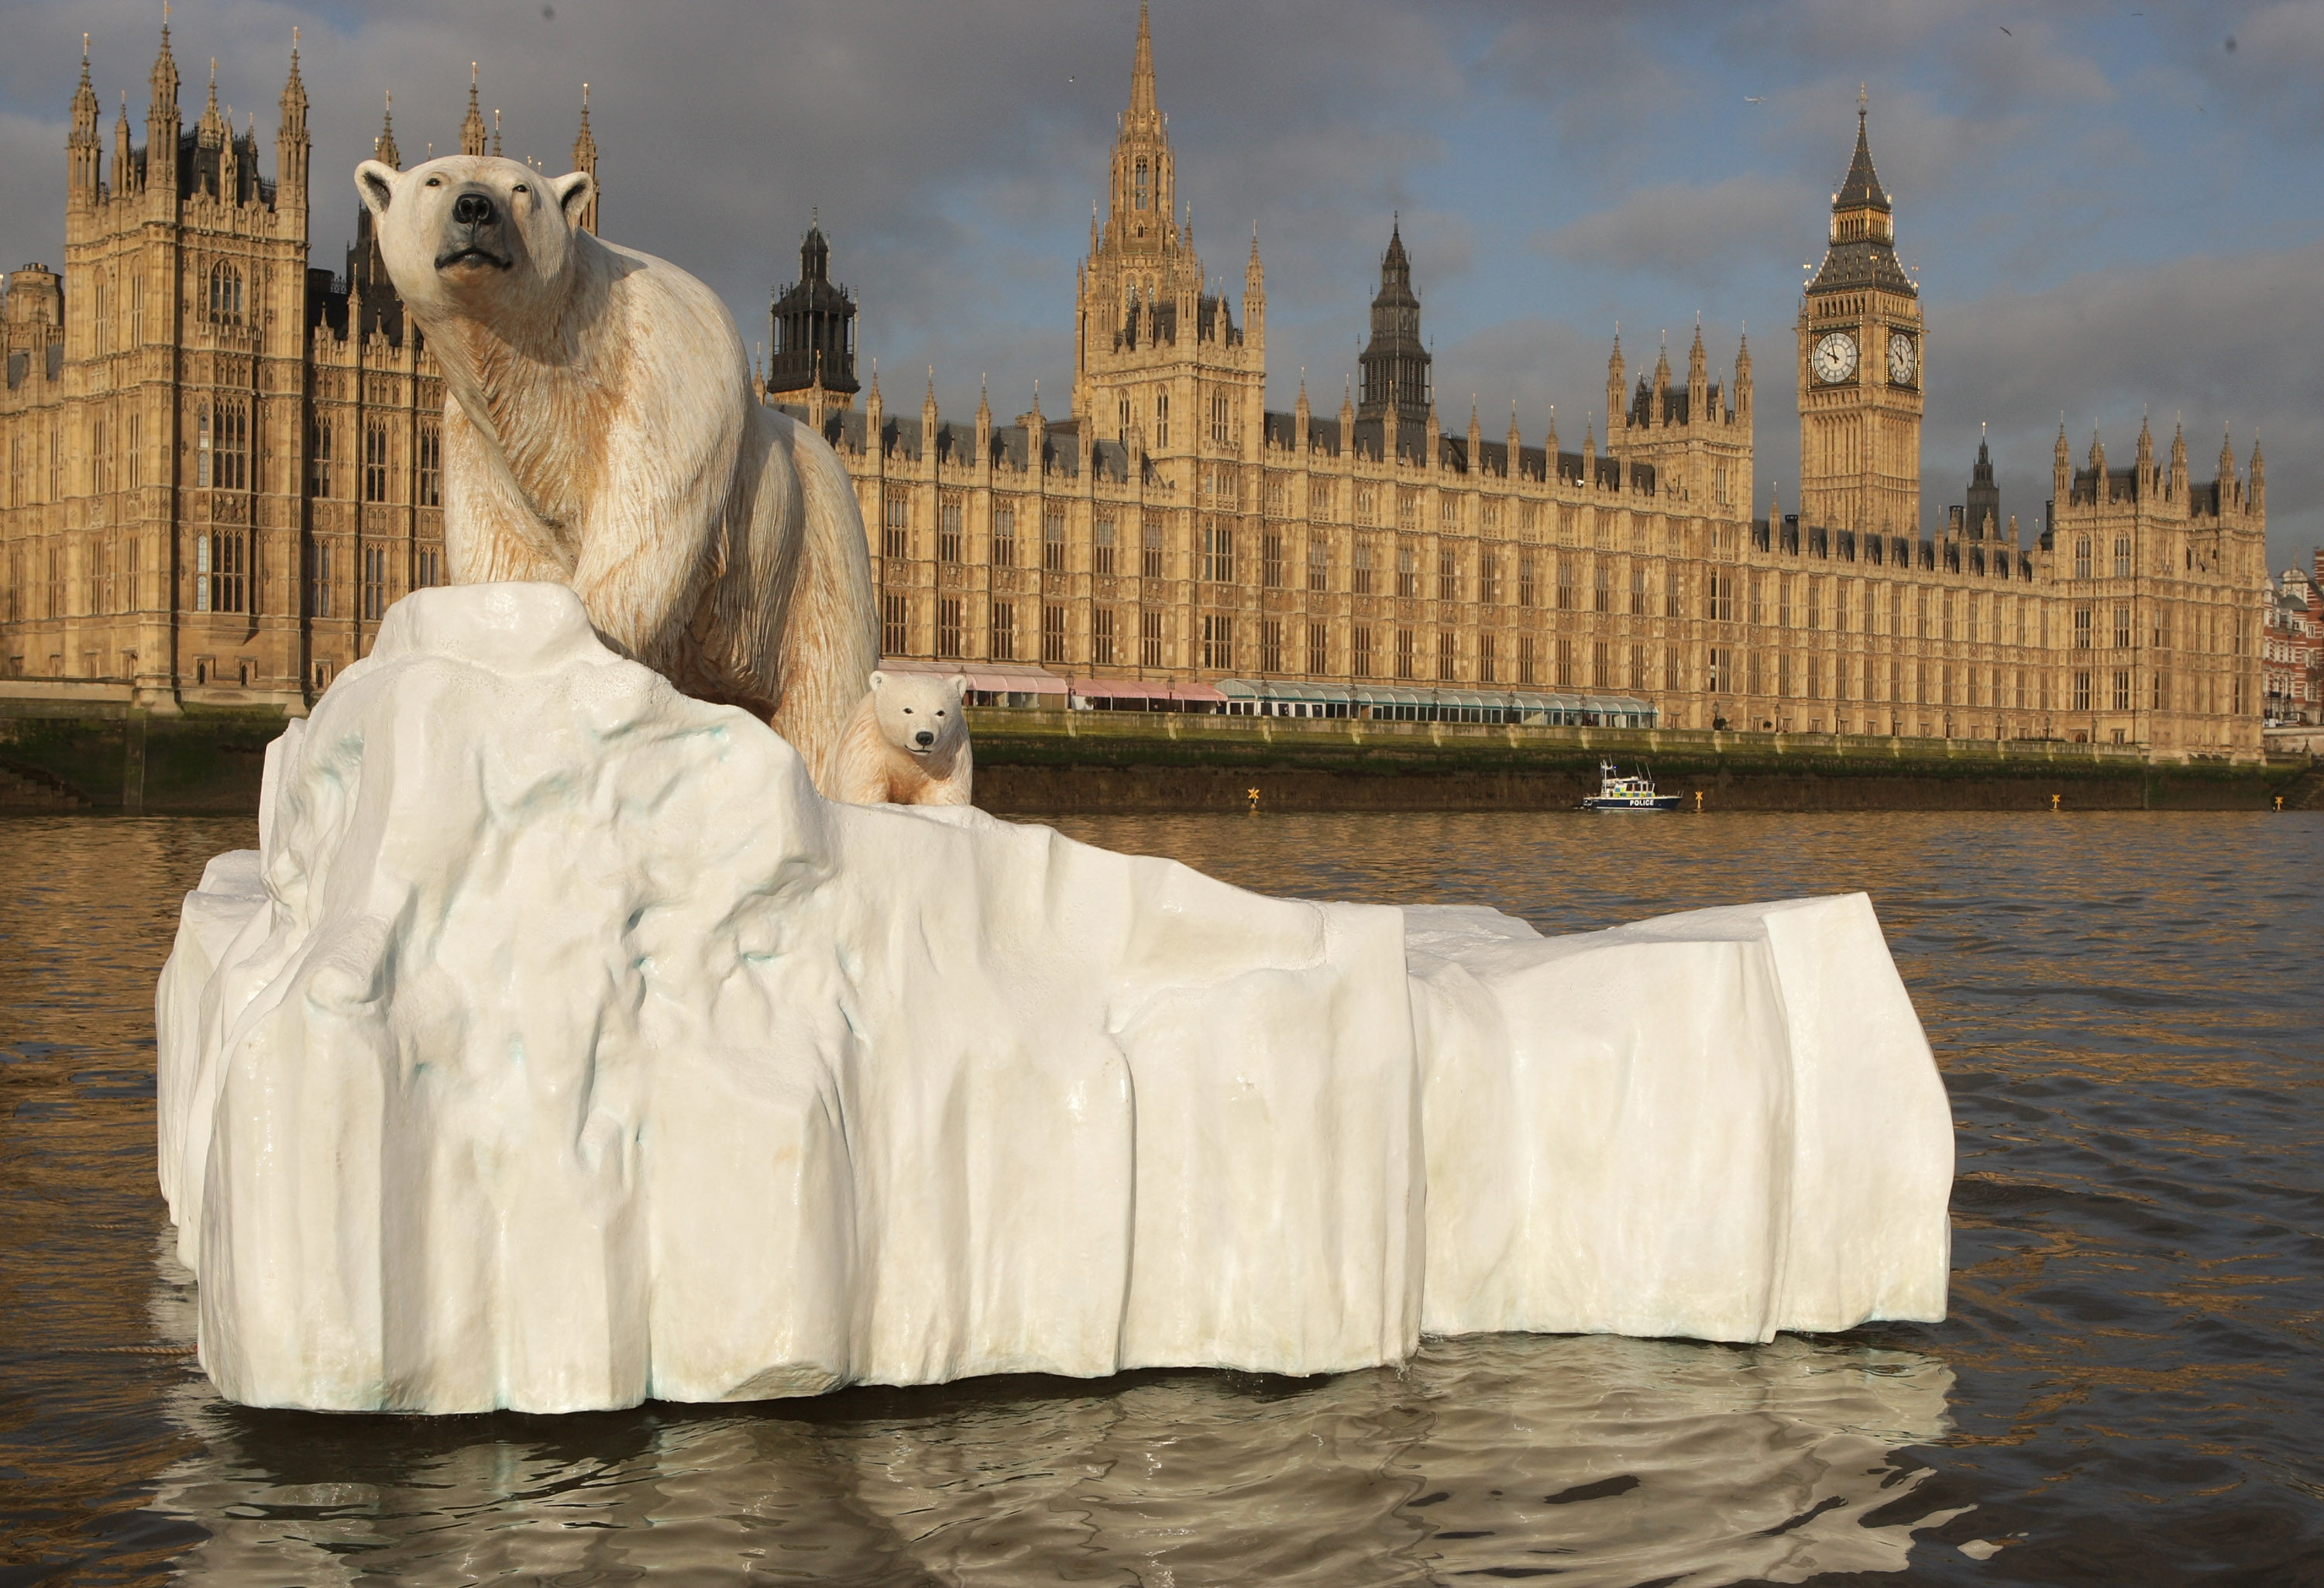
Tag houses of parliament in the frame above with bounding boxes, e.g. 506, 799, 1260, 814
1, 11, 2270, 755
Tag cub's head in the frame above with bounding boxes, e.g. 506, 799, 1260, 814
353, 156, 595, 325
868, 671, 969, 757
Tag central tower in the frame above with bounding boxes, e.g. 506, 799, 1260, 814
1796, 92, 1922, 538
1071, 0, 1263, 469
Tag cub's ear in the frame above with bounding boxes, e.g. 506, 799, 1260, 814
355, 160, 397, 217
868, 670, 887, 693
550, 170, 595, 222
947, 673, 971, 699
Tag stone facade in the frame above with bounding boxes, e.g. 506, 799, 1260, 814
0, 29, 592, 712
797, 5, 2265, 755
2264, 553, 2321, 726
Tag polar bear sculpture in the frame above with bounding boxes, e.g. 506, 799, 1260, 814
826, 670, 975, 806
353, 155, 875, 779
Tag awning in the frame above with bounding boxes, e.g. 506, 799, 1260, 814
878, 658, 1067, 696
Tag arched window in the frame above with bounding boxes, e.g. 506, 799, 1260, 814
196, 402, 213, 488
1134, 159, 1150, 211
2073, 535, 2092, 580
215, 399, 248, 491
208, 262, 244, 325
308, 418, 333, 498
2113, 534, 2132, 579
364, 421, 390, 503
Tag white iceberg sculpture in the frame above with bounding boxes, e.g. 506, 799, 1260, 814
155, 584, 1951, 1414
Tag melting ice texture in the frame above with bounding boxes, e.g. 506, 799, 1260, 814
155, 583, 1951, 1414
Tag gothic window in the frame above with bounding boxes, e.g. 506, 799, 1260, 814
1665, 646, 1682, 691
1043, 603, 1068, 665
196, 404, 212, 488
363, 421, 389, 503
1119, 394, 1131, 437
1209, 393, 1229, 445
1093, 516, 1116, 576
2114, 606, 2132, 650
1202, 614, 1233, 671
418, 426, 442, 507
307, 540, 332, 618
1134, 158, 1150, 211
1262, 531, 1283, 588
1594, 562, 1613, 614
882, 593, 908, 655
1308, 621, 1329, 675
1092, 608, 1116, 666
1556, 556, 1575, 610
1556, 637, 1575, 688
1394, 627, 1415, 679
90, 417, 107, 495
1631, 644, 1648, 690
1666, 567, 1683, 619
1154, 391, 1168, 447
207, 262, 245, 325
1353, 541, 1373, 596
937, 596, 964, 659
1308, 538, 1329, 593
130, 272, 145, 344
1438, 548, 1459, 602
362, 545, 389, 620
2113, 535, 2132, 579
1437, 631, 1457, 681
1517, 553, 1536, 609
1480, 550, 1500, 605
1478, 632, 1497, 683
938, 496, 962, 564
417, 548, 442, 589
1140, 609, 1164, 669
882, 492, 909, 560
1141, 515, 1163, 579
1395, 543, 1416, 599
2074, 536, 2092, 579
1205, 521, 1235, 584
1352, 625, 1373, 677
992, 504, 1015, 566
1631, 562, 1648, 616
990, 600, 1015, 662
308, 418, 333, 497
1043, 507, 1067, 572
2074, 607, 2092, 648
200, 531, 246, 614
1519, 634, 1538, 685
1593, 641, 1611, 689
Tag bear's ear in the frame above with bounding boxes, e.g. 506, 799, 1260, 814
868, 670, 887, 693
550, 170, 595, 224
947, 673, 971, 699
355, 160, 397, 218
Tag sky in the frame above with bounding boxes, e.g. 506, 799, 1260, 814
5, 0, 2322, 571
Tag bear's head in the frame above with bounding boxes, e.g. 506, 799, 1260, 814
353, 156, 596, 327
869, 671, 969, 758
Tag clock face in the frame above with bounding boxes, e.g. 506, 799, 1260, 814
1888, 332, 1917, 386
1812, 330, 1858, 385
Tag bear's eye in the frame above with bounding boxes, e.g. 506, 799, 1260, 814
902, 706, 914, 714
425, 177, 442, 187
514, 184, 529, 195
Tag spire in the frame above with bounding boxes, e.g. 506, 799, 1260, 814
2218, 425, 2236, 486
280, 27, 308, 132
460, 63, 486, 156
2249, 436, 2266, 511
1131, 0, 1157, 119
148, 11, 180, 132
569, 83, 599, 232
1545, 405, 1559, 459
1838, 86, 1889, 212
491, 106, 502, 157
69, 34, 101, 201
374, 90, 401, 169
1358, 216, 1428, 424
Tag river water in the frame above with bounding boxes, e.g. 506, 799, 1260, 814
1, 810, 2318, 1586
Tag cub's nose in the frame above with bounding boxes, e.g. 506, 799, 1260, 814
452, 191, 497, 227
913, 730, 935, 749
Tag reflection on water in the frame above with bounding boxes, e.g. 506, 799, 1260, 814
3, 810, 2322, 1585
150, 1256, 1956, 1588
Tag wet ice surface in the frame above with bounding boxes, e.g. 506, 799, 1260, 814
2, 810, 2319, 1586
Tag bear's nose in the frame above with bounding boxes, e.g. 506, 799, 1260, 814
452, 191, 497, 227
914, 730, 935, 749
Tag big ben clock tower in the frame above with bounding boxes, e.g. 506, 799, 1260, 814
1796, 90, 1922, 538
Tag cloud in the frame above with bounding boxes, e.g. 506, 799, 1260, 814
1537, 174, 1809, 292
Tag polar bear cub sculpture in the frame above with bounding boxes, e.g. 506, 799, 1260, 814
826, 670, 975, 806
354, 155, 876, 780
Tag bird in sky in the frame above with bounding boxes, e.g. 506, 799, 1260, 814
1745, 95, 1764, 103
1999, 24, 2013, 34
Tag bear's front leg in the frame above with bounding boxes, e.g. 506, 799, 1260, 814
442, 403, 573, 586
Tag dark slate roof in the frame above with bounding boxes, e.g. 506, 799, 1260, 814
1836, 112, 1892, 212
1807, 235, 1915, 296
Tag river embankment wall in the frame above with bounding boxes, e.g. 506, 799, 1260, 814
3, 698, 2315, 813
